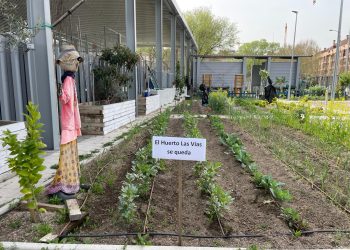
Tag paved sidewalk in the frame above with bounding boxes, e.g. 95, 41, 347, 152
0, 105, 173, 215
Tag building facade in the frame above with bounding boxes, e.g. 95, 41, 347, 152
316, 36, 350, 85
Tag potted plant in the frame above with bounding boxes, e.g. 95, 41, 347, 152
79, 46, 139, 135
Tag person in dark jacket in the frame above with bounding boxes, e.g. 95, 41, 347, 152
264, 76, 277, 103
199, 83, 209, 106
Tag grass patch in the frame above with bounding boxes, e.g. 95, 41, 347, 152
48, 195, 62, 205
34, 223, 52, 237
79, 154, 93, 161
9, 219, 21, 229
103, 142, 113, 148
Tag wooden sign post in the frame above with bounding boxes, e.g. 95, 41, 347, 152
152, 136, 206, 246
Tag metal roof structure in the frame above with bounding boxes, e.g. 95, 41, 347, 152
51, 0, 198, 49
194, 55, 312, 59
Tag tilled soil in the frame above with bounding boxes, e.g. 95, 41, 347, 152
222, 118, 350, 248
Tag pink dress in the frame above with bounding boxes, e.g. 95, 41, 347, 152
59, 76, 82, 145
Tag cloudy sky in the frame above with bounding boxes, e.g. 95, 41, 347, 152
176, 0, 350, 49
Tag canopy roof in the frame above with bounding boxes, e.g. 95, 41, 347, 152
51, 0, 198, 49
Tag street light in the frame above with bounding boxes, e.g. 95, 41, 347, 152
287, 10, 298, 101
330, 0, 344, 100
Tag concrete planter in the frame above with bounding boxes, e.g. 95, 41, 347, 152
79, 100, 136, 135
137, 95, 161, 115
0, 121, 26, 180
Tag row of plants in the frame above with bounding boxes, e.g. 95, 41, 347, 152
118, 110, 171, 223
182, 112, 234, 225
234, 98, 350, 150
209, 115, 307, 233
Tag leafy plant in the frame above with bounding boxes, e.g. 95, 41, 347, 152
35, 223, 52, 237
118, 110, 171, 223
94, 45, 139, 103
48, 195, 62, 205
133, 234, 152, 246
281, 207, 308, 231
55, 209, 68, 224
259, 70, 269, 81
118, 183, 139, 223
174, 61, 185, 96
208, 89, 229, 114
91, 182, 105, 195
207, 183, 234, 221
183, 112, 202, 138
1, 102, 46, 222
9, 219, 22, 229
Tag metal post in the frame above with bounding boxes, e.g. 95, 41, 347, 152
27, 0, 60, 150
125, 0, 138, 112
180, 30, 185, 77
346, 33, 350, 72
170, 15, 177, 87
10, 47, 24, 121
242, 57, 247, 91
155, 0, 163, 89
331, 0, 344, 100
0, 36, 11, 120
288, 11, 298, 100
295, 57, 301, 91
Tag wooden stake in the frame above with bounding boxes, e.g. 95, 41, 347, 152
177, 162, 183, 246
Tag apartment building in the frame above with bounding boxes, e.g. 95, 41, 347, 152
316, 36, 350, 85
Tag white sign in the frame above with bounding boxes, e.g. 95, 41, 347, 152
152, 136, 206, 161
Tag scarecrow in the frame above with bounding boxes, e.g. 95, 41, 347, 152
46, 45, 84, 200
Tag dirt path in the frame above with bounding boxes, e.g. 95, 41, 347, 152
198, 119, 292, 249
223, 119, 350, 248
148, 118, 212, 246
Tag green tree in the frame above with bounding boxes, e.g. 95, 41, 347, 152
184, 7, 239, 55
238, 39, 280, 56
1, 102, 46, 222
337, 72, 350, 96
279, 39, 320, 78
237, 39, 281, 77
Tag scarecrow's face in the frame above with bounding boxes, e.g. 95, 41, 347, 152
58, 54, 82, 72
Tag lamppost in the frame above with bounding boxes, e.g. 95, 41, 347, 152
330, 0, 344, 100
287, 10, 298, 101
346, 33, 350, 72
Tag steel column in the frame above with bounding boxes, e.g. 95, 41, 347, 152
180, 30, 185, 77
170, 15, 177, 87
295, 57, 301, 91
125, 0, 138, 101
0, 37, 11, 120
242, 57, 247, 90
155, 0, 163, 89
27, 0, 60, 150
10, 47, 24, 121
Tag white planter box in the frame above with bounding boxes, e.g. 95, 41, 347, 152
0, 121, 26, 179
138, 95, 161, 115
79, 100, 136, 135
158, 88, 176, 107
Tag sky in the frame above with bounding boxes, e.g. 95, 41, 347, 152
176, 0, 350, 50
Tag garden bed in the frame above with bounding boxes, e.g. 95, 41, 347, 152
1, 101, 350, 248
138, 95, 160, 115
79, 100, 136, 135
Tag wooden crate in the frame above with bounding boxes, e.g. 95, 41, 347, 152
79, 100, 136, 135
234, 74, 244, 89
202, 74, 212, 87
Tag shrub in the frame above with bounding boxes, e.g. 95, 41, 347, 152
305, 86, 326, 96
208, 89, 229, 113
94, 45, 139, 103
